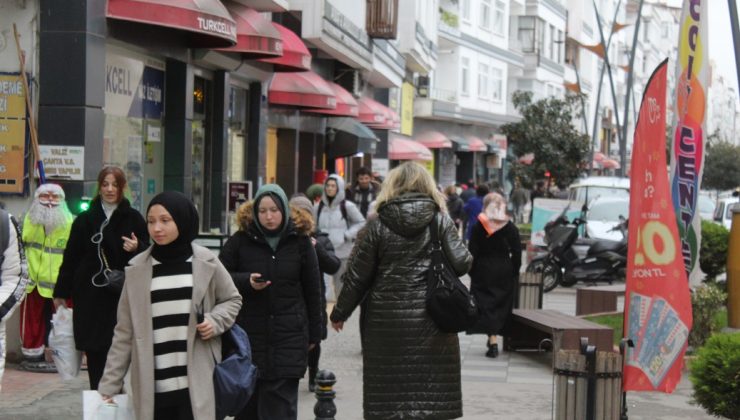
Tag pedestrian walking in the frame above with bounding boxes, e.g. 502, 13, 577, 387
289, 196, 340, 392
219, 185, 322, 420
467, 192, 522, 358
53, 166, 149, 390
463, 184, 490, 241
444, 185, 465, 236
314, 174, 364, 298
346, 167, 381, 219
330, 162, 473, 420
19, 184, 73, 372
0, 207, 28, 392
509, 180, 530, 224
98, 191, 242, 420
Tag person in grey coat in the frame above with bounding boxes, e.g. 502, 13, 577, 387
314, 174, 364, 298
330, 162, 473, 420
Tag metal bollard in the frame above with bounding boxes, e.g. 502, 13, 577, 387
313, 370, 337, 420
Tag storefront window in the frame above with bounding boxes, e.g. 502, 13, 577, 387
227, 87, 248, 182
103, 50, 165, 213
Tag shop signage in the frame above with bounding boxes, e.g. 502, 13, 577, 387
0, 73, 28, 193
401, 82, 414, 136
105, 52, 165, 119
39, 145, 85, 181
227, 181, 253, 212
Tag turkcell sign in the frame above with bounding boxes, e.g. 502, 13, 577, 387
669, 0, 707, 285
105, 52, 164, 120
196, 17, 237, 39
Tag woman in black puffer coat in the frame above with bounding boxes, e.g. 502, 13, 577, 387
219, 184, 322, 420
53, 166, 149, 390
330, 162, 473, 420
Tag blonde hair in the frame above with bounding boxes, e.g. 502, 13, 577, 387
374, 162, 447, 212
483, 192, 506, 208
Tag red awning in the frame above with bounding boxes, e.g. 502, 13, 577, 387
594, 152, 606, 162
415, 131, 452, 148
465, 136, 488, 152
269, 71, 337, 109
602, 159, 621, 169
389, 133, 433, 161
306, 82, 359, 117
357, 97, 390, 127
259, 23, 311, 72
107, 0, 237, 48
217, 2, 282, 58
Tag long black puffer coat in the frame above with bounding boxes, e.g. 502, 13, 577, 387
53, 198, 149, 351
330, 193, 472, 420
467, 220, 522, 335
219, 218, 323, 380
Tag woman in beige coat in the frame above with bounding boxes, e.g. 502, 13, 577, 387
98, 191, 241, 420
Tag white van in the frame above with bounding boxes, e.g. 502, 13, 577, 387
714, 196, 740, 230
568, 176, 630, 203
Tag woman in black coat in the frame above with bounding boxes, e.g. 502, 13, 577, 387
330, 162, 472, 420
219, 184, 322, 420
289, 196, 340, 392
467, 192, 522, 358
53, 166, 149, 389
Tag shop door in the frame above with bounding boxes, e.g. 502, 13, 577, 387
192, 76, 213, 232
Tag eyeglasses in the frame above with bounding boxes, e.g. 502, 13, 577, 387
38, 193, 62, 201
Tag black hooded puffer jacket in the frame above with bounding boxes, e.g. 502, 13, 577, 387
330, 193, 472, 420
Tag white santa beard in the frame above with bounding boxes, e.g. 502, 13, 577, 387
27, 201, 69, 232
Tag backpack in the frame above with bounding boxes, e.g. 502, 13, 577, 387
316, 200, 349, 228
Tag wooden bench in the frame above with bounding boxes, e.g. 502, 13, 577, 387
514, 272, 544, 310
504, 309, 615, 358
575, 284, 626, 316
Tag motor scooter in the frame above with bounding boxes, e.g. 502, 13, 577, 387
528, 214, 628, 292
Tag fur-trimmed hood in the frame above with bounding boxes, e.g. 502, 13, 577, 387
235, 201, 313, 235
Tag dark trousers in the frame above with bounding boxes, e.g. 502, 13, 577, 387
154, 394, 195, 420
236, 378, 299, 420
308, 343, 321, 377
85, 349, 109, 390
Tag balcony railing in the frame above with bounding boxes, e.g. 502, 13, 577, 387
366, 0, 398, 39
325, 0, 370, 49
429, 88, 459, 103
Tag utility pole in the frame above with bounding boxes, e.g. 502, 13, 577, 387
730, 0, 740, 103
622, 0, 645, 178
593, 0, 624, 176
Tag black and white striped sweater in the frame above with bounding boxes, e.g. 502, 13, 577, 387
151, 260, 193, 406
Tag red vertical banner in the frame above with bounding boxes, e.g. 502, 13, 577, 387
623, 59, 692, 392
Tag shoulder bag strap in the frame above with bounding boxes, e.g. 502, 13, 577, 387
428, 213, 444, 273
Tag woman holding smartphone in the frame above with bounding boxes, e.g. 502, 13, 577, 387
219, 184, 322, 420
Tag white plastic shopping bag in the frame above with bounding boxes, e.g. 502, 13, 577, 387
82, 390, 134, 420
48, 306, 82, 380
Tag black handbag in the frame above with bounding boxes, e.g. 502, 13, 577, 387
93, 248, 125, 294
426, 214, 479, 333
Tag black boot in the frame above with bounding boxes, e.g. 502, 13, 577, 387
486, 343, 499, 358
308, 368, 317, 392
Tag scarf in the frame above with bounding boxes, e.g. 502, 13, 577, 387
147, 191, 199, 263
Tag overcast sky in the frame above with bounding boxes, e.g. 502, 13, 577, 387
707, 1, 740, 94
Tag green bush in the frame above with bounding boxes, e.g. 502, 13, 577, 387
689, 283, 727, 349
700, 220, 729, 281
690, 332, 740, 419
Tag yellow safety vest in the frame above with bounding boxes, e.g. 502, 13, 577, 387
22, 213, 72, 298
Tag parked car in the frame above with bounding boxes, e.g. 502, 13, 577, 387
714, 196, 740, 230
698, 193, 716, 221
568, 176, 630, 203
584, 196, 630, 241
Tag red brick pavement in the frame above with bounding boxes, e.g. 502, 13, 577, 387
0, 365, 84, 409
